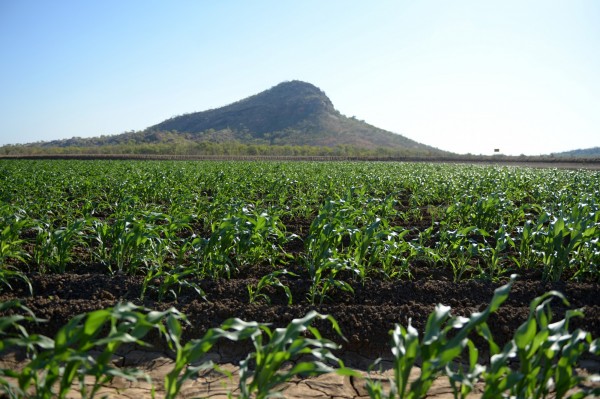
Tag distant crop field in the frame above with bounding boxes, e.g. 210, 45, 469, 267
1, 159, 598, 283
1, 159, 599, 398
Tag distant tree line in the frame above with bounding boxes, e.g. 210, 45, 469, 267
0, 140, 441, 158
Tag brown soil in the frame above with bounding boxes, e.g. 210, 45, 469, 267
2, 232, 600, 397
3, 266, 599, 398
3, 266, 599, 364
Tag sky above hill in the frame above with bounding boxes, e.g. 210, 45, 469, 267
1, 1, 599, 155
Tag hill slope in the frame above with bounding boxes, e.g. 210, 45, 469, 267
552, 147, 600, 158
2, 81, 447, 156
148, 80, 443, 153
152, 80, 334, 137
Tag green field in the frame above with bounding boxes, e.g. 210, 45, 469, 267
1, 160, 599, 285
1, 159, 599, 398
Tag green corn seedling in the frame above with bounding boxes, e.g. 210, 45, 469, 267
366, 275, 514, 398
247, 269, 296, 305
2, 302, 187, 399
237, 311, 352, 399
202, 204, 288, 278
481, 291, 600, 399
33, 218, 88, 273
0, 300, 54, 398
436, 225, 481, 282
480, 224, 515, 280
0, 206, 30, 265
0, 207, 32, 294
140, 264, 207, 302
164, 316, 262, 399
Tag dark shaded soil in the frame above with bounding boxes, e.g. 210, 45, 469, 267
2, 266, 599, 362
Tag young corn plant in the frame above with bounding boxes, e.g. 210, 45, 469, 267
89, 218, 112, 267
0, 300, 54, 398
571, 236, 600, 282
33, 218, 89, 273
366, 275, 600, 399
201, 204, 288, 278
515, 219, 538, 270
237, 311, 352, 399
306, 257, 354, 305
561, 201, 599, 280
91, 213, 161, 274
470, 193, 513, 232
382, 240, 430, 280
348, 218, 412, 281
0, 206, 30, 265
365, 275, 515, 399
247, 269, 296, 305
304, 199, 357, 304
480, 224, 516, 280
12, 302, 186, 399
528, 204, 599, 282
481, 291, 600, 399
0, 208, 32, 293
436, 225, 482, 282
140, 264, 207, 302
445, 340, 485, 399
141, 211, 193, 266
0, 265, 32, 296
164, 316, 262, 399
0, 300, 53, 354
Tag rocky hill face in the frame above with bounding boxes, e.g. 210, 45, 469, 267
152, 81, 335, 137
148, 80, 445, 153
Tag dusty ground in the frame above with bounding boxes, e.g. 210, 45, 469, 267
0, 346, 498, 398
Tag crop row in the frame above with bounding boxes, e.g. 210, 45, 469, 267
1, 160, 599, 301
1, 276, 598, 399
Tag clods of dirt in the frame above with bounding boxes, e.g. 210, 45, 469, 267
2, 269, 598, 361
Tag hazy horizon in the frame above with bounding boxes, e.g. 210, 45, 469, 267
1, 1, 599, 156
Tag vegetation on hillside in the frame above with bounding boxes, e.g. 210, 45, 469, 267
553, 146, 600, 158
0, 81, 448, 156
0, 137, 442, 157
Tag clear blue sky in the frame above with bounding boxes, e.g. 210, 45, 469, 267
1, 0, 599, 155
